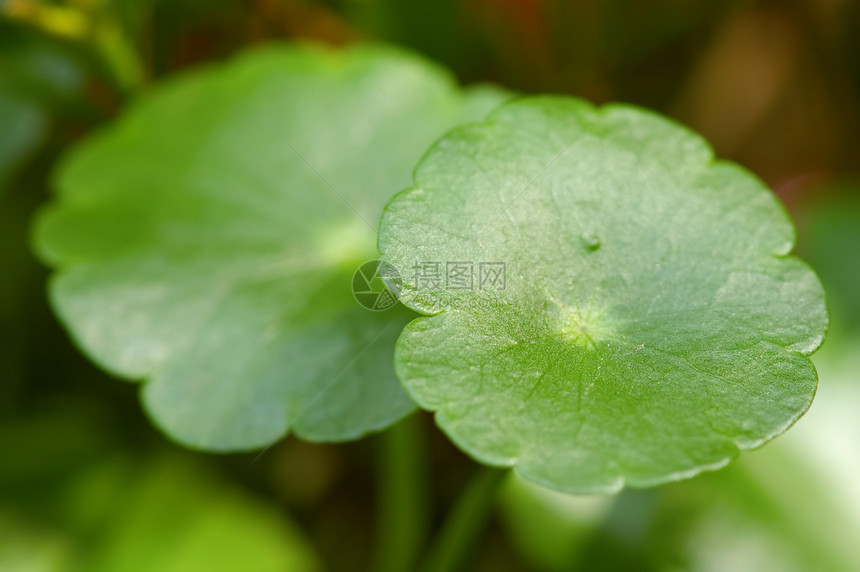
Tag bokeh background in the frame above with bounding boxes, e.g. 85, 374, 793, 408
1, 1, 859, 570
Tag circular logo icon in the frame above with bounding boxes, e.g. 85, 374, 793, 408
352, 260, 402, 311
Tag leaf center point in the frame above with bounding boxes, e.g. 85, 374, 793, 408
556, 303, 614, 349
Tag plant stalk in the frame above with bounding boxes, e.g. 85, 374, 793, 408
421, 465, 508, 572
372, 413, 429, 572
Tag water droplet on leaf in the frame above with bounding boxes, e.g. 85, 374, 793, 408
581, 232, 601, 251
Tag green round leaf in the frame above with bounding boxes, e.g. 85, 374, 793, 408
34, 44, 510, 451
378, 96, 828, 493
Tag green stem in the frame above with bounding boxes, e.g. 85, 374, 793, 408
421, 466, 508, 572
372, 413, 429, 572
96, 20, 146, 92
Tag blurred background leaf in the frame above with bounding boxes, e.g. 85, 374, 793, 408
0, 449, 322, 571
